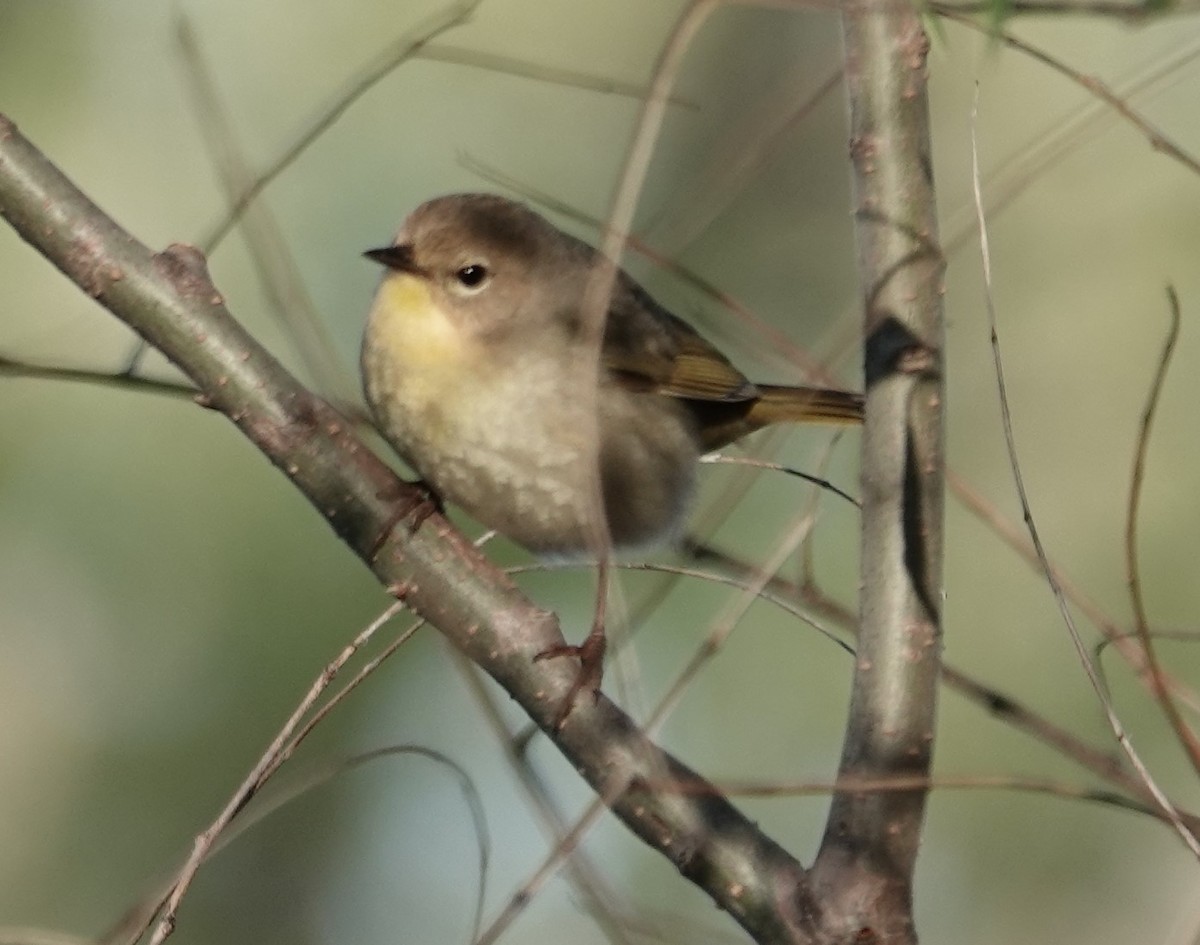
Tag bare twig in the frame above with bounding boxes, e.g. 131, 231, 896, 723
933, 0, 1200, 19
948, 470, 1200, 714
940, 32, 1200, 259
416, 43, 698, 107
348, 745, 492, 945
483, 537, 846, 945
1098, 627, 1200, 666
669, 773, 1176, 821
969, 90, 1200, 860
140, 601, 409, 944
474, 795, 613, 945
450, 651, 642, 945
686, 537, 1190, 810
101, 740, 485, 945
508, 558, 854, 657
943, 11, 1200, 179
176, 14, 353, 405
648, 511, 819, 728
798, 432, 853, 587
0, 353, 196, 399
1123, 290, 1200, 770
699, 453, 861, 508
647, 65, 844, 253
199, 0, 486, 252
0, 929, 96, 945
122, 0, 485, 376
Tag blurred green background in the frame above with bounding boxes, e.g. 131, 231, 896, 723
3, 1, 1200, 942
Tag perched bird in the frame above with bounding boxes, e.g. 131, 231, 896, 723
362, 193, 862, 723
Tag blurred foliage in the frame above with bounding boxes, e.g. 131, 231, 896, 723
2, 1, 1200, 943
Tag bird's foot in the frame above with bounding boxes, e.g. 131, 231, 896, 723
534, 621, 607, 732
368, 478, 444, 560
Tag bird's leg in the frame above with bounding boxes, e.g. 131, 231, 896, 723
534, 556, 610, 730
367, 478, 444, 561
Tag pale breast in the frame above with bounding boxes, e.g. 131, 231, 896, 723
363, 277, 604, 551
363, 274, 700, 554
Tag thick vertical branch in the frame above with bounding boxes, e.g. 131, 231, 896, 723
811, 8, 945, 943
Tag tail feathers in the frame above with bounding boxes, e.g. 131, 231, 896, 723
695, 383, 863, 451
751, 384, 864, 426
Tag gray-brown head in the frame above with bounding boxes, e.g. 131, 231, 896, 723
364, 193, 594, 342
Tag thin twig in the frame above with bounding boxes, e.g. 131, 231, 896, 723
934, 0, 1200, 19
176, 14, 353, 405
798, 432, 851, 597
941, 32, 1200, 259
138, 601, 409, 945
667, 773, 1169, 821
199, 0, 485, 252
481, 519, 841, 945
647, 65, 844, 252
416, 43, 698, 107
450, 651, 642, 945
970, 88, 1200, 860
474, 795, 612, 945
687, 537, 1180, 805
646, 511, 820, 729
0, 353, 197, 399
570, 0, 723, 650
1098, 627, 1200, 666
1123, 289, 1200, 770
347, 745, 491, 945
253, 616, 427, 795
700, 452, 861, 508
945, 11, 1200, 179
948, 470, 1200, 715
508, 558, 854, 657
122, 0, 485, 376
103, 741, 485, 945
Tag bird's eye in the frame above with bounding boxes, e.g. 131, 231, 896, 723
454, 264, 489, 290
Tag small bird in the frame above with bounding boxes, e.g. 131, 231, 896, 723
362, 193, 862, 723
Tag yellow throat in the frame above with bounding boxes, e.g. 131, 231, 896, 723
369, 271, 468, 371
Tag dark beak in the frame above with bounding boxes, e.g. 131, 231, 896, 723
364, 243, 418, 272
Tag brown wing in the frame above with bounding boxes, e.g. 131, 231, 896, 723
601, 277, 758, 403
